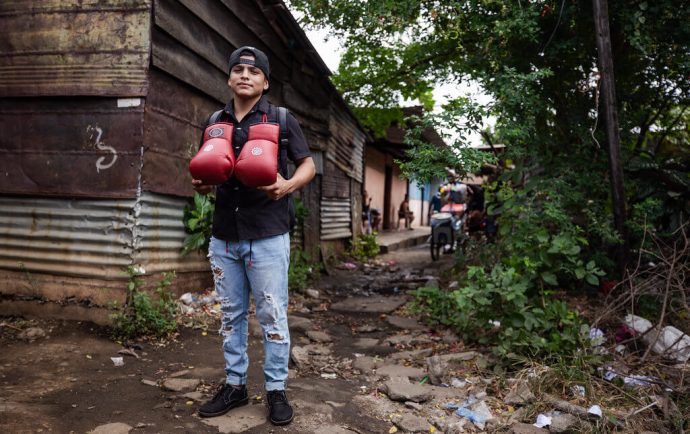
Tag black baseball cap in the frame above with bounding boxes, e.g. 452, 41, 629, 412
228, 46, 270, 79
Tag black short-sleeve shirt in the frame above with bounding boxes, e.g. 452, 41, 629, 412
199, 96, 311, 241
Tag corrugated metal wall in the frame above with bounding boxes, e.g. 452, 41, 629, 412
320, 198, 352, 240
0, 193, 208, 304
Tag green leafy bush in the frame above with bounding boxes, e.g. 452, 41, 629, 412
111, 266, 178, 339
288, 247, 321, 291
181, 193, 214, 256
413, 182, 605, 360
349, 232, 380, 261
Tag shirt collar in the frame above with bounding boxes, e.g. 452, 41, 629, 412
224, 96, 270, 118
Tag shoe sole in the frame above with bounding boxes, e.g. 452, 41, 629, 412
198, 397, 249, 418
269, 413, 294, 426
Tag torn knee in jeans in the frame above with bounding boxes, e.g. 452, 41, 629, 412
266, 331, 288, 343
209, 259, 225, 288
219, 296, 233, 310
219, 319, 234, 338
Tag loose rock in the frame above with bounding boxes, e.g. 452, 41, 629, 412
90, 422, 133, 434
304, 289, 320, 299
330, 296, 408, 314
549, 413, 579, 433
511, 423, 549, 434
161, 378, 200, 392
353, 338, 380, 349
386, 316, 424, 330
379, 380, 432, 403
201, 404, 266, 433
393, 414, 432, 433
306, 330, 332, 343
289, 316, 314, 333
504, 380, 536, 406
18, 327, 46, 341
376, 364, 426, 380
352, 356, 377, 373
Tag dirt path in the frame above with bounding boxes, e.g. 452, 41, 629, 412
1, 244, 465, 434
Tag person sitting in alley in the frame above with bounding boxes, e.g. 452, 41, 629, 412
397, 194, 415, 230
370, 208, 382, 232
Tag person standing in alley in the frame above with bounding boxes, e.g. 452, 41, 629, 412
191, 46, 315, 426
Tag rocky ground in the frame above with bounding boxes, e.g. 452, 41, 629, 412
0, 243, 675, 433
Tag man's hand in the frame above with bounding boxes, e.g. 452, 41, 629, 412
258, 173, 292, 200
192, 179, 214, 195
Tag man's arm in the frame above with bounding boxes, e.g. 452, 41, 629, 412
258, 156, 315, 200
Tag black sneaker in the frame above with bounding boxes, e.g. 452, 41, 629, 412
266, 390, 294, 425
198, 384, 249, 418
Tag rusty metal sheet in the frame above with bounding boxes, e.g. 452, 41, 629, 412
0, 0, 151, 97
131, 193, 209, 275
328, 109, 366, 183
322, 160, 351, 199
0, 97, 143, 198
0, 192, 209, 296
142, 69, 221, 197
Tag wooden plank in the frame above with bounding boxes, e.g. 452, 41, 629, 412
219, 0, 290, 70
177, 0, 290, 84
154, 0, 232, 74
142, 69, 222, 197
0, 97, 143, 198
0, 1, 151, 97
282, 83, 330, 122
151, 27, 232, 103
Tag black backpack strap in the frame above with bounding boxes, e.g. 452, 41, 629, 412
274, 106, 296, 229
277, 107, 289, 149
208, 109, 225, 124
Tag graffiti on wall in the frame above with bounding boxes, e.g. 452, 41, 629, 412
87, 125, 118, 173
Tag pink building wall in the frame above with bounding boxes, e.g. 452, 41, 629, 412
364, 148, 386, 217
364, 148, 412, 230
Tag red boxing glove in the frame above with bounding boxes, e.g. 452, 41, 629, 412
189, 123, 235, 185
234, 123, 279, 188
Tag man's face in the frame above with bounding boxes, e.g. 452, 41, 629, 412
228, 55, 268, 99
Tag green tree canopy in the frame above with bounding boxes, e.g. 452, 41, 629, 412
292, 0, 689, 236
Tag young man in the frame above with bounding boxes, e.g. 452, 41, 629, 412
192, 46, 315, 426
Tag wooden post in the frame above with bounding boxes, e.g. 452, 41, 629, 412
592, 0, 628, 275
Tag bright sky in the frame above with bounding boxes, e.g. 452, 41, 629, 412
304, 28, 494, 146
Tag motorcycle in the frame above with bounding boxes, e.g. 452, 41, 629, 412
429, 203, 468, 261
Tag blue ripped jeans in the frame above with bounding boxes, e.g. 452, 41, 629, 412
208, 234, 291, 391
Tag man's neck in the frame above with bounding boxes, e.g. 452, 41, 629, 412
233, 95, 262, 122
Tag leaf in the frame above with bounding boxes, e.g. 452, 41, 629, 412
567, 245, 581, 256
575, 268, 586, 280
585, 274, 600, 286
187, 217, 199, 231
541, 272, 558, 286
